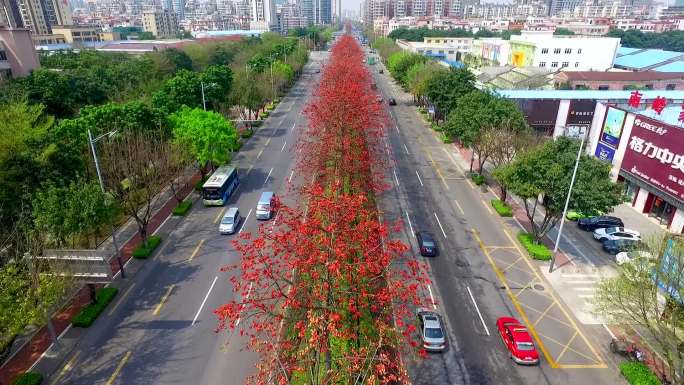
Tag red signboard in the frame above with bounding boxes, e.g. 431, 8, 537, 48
621, 115, 684, 202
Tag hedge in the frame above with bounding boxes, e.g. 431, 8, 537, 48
172, 200, 192, 216
491, 199, 513, 217
619, 362, 660, 385
517, 232, 552, 261
471, 173, 486, 186
194, 176, 208, 191
251, 120, 263, 127
13, 372, 43, 385
439, 133, 452, 144
240, 129, 253, 139
71, 287, 119, 328
132, 235, 162, 259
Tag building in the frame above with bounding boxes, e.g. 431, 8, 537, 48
613, 18, 678, 33
142, 10, 179, 38
396, 36, 473, 62
171, 0, 185, 20
278, 2, 307, 34
314, 0, 331, 24
470, 37, 511, 66
251, 0, 276, 30
554, 71, 684, 91
0, 26, 39, 81
0, 0, 23, 27
12, 0, 71, 34
555, 21, 611, 35
549, 0, 584, 16
508, 30, 619, 71
614, 47, 684, 73
50, 25, 117, 43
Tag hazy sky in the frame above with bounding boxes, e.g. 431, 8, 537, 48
342, 0, 362, 12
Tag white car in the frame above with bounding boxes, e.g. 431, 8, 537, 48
593, 227, 640, 242
616, 250, 654, 265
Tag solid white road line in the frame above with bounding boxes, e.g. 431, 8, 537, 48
403, 143, 409, 154
433, 212, 447, 239
235, 282, 254, 327
405, 211, 415, 237
467, 286, 491, 336
192, 276, 218, 326
291, 122, 296, 132
393, 168, 400, 186
289, 170, 294, 183
264, 167, 274, 185
281, 141, 287, 152
415, 170, 424, 187
602, 323, 617, 339
427, 284, 437, 309
238, 209, 252, 234
453, 199, 465, 216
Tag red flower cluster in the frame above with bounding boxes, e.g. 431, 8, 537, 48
215, 34, 429, 385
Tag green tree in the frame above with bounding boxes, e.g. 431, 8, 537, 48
25, 69, 75, 117
138, 31, 155, 40
371, 37, 400, 61
169, 107, 239, 178
493, 137, 622, 242
405, 61, 446, 105
153, 69, 203, 112
387, 51, 426, 87
553, 28, 575, 36
201, 64, 234, 109
424, 67, 476, 120
231, 70, 266, 120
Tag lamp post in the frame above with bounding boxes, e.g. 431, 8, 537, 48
549, 130, 586, 273
87, 129, 126, 279
201, 81, 206, 111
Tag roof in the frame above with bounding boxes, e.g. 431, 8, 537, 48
203, 165, 236, 188
559, 71, 684, 82
496, 89, 684, 100
652, 61, 684, 73
614, 49, 684, 70
616, 47, 643, 56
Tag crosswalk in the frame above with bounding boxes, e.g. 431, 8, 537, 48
542, 267, 616, 324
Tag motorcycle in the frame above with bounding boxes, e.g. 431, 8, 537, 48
610, 337, 644, 362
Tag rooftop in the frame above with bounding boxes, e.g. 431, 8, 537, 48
496, 89, 684, 100
652, 61, 684, 73
613, 48, 684, 70
558, 71, 684, 81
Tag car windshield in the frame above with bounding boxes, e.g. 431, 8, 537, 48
516, 342, 535, 351
425, 327, 443, 339
422, 240, 435, 248
604, 227, 619, 234
257, 204, 269, 211
221, 217, 233, 224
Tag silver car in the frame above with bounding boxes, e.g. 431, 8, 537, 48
417, 310, 446, 352
593, 227, 640, 242
219, 207, 241, 234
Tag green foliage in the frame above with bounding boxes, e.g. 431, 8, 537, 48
158, 48, 194, 74
195, 176, 208, 191
153, 69, 203, 112
405, 61, 447, 103
169, 107, 239, 168
137, 31, 155, 40
387, 51, 426, 86
500, 29, 522, 40
553, 28, 575, 36
71, 287, 119, 327
618, 361, 660, 385
13, 372, 43, 385
425, 68, 476, 118
471, 172, 486, 185
371, 37, 401, 60
444, 90, 527, 145
389, 27, 473, 41
606, 29, 684, 52
240, 129, 254, 138
439, 132, 452, 143
172, 200, 193, 216
517, 232, 552, 261
491, 199, 513, 217
132, 235, 162, 259
201, 64, 233, 108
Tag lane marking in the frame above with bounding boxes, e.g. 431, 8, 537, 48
235, 282, 254, 327
453, 199, 465, 215
264, 167, 274, 185
602, 324, 616, 339
467, 286, 491, 336
213, 206, 227, 224
256, 149, 264, 159
464, 176, 475, 189
433, 212, 447, 239
393, 168, 399, 186
192, 276, 218, 326
481, 199, 494, 215
105, 351, 131, 385
291, 122, 295, 132
265, 137, 271, 147
108, 283, 136, 316
245, 164, 254, 176
427, 284, 437, 309
281, 141, 287, 152
50, 352, 80, 385
425, 151, 449, 190
405, 211, 415, 237
188, 239, 205, 262
238, 209, 252, 234
403, 143, 409, 154
153, 284, 175, 316
289, 170, 294, 182
415, 170, 424, 187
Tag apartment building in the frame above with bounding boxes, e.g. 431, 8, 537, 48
0, 26, 39, 81
397, 36, 473, 62
142, 10, 178, 38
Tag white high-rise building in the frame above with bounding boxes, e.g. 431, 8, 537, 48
251, 0, 275, 29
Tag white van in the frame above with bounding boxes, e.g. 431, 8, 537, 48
219, 207, 241, 234
256, 192, 275, 220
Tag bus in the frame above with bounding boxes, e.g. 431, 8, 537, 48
202, 165, 239, 206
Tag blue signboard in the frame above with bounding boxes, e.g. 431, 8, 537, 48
594, 142, 616, 163
657, 239, 684, 305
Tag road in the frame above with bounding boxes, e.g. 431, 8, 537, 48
369, 58, 626, 385
47, 51, 328, 385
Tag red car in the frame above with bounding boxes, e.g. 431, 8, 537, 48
496, 317, 539, 365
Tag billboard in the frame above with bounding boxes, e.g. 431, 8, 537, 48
594, 142, 616, 162
517, 99, 560, 135
600, 107, 627, 147
566, 100, 597, 126
620, 115, 684, 202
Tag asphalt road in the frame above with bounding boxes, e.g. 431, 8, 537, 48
369, 58, 625, 385
48, 51, 329, 385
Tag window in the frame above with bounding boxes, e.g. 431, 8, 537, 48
541, 48, 548, 54
564, 48, 571, 54
562, 61, 569, 67
0, 51, 6, 61
554, 48, 561, 54
598, 85, 609, 90
551, 62, 558, 68
575, 62, 579, 67
438, 50, 444, 54
539, 62, 546, 67
577, 48, 582, 54
666, 84, 676, 90
644, 84, 653, 90
448, 50, 454, 54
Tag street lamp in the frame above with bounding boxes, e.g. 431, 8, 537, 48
201, 81, 206, 111
87, 129, 126, 279
549, 130, 586, 273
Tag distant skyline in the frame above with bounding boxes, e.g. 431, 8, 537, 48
342, 0, 362, 12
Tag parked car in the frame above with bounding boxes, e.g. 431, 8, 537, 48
416, 231, 437, 257
219, 207, 241, 234
578, 216, 624, 231
379, 69, 384, 74
566, 210, 603, 221
417, 309, 446, 352
603, 238, 639, 255
616, 250, 654, 265
388, 98, 397, 105
496, 317, 539, 365
593, 227, 640, 242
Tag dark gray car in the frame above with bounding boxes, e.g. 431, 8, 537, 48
578, 216, 624, 231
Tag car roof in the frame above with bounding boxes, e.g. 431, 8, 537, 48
418, 232, 435, 241
506, 325, 533, 343
422, 314, 442, 329
225, 207, 239, 217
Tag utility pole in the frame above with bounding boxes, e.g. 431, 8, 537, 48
201, 81, 206, 111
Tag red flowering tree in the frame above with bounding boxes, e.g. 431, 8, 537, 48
216, 35, 430, 385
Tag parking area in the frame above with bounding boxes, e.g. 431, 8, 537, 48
473, 228, 607, 369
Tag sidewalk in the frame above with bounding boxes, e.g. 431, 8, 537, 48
0, 173, 201, 385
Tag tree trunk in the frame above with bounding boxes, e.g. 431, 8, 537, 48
88, 284, 97, 303
500, 186, 508, 203
469, 154, 475, 173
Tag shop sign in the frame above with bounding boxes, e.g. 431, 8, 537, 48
594, 142, 616, 162
621, 115, 684, 201
518, 99, 559, 135
566, 100, 596, 126
600, 107, 626, 147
